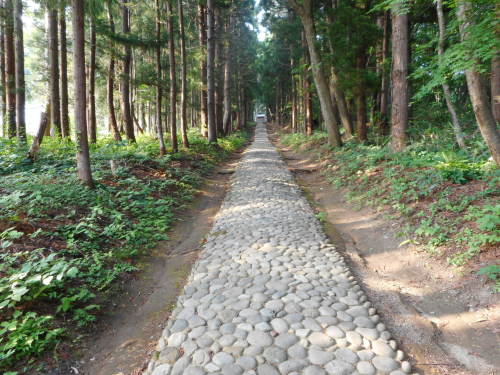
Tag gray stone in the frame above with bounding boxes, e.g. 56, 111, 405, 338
326, 326, 345, 338
356, 361, 376, 375
221, 364, 244, 375
308, 332, 334, 348
213, 352, 235, 367
184, 365, 206, 375
274, 333, 298, 349
303, 365, 326, 375
324, 360, 355, 375
152, 364, 172, 375
372, 356, 399, 372
247, 331, 273, 346
287, 344, 307, 359
308, 349, 334, 365
334, 348, 359, 364
372, 340, 396, 358
278, 359, 307, 374
236, 356, 257, 370
263, 346, 287, 364
256, 363, 280, 375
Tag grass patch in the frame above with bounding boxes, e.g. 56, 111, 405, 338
281, 130, 499, 288
0, 128, 251, 372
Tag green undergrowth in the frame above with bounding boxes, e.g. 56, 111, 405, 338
281, 130, 499, 290
0, 128, 250, 372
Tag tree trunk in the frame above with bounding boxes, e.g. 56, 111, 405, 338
291, 55, 297, 132
167, 0, 178, 152
390, 5, 409, 152
436, 0, 466, 149
377, 11, 390, 134
72, 0, 93, 187
355, 50, 367, 142
13, 0, 25, 143
178, 0, 189, 147
48, 6, 61, 136
0, 16, 5, 137
5, 0, 15, 138
198, 3, 208, 137
292, 1, 341, 146
121, 0, 135, 142
28, 103, 49, 160
88, 15, 97, 143
493, 55, 500, 124
214, 9, 224, 136
457, 2, 500, 165
59, 7, 70, 138
106, 0, 121, 141
491, 3, 500, 124
156, 0, 166, 155
303, 38, 313, 136
222, 13, 233, 136
206, 0, 217, 143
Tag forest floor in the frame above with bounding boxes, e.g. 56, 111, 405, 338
0, 129, 253, 374
70, 151, 244, 375
269, 126, 499, 375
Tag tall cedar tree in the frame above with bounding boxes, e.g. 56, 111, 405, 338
390, 3, 409, 152
106, 0, 121, 141
5, 0, 16, 138
72, 0, 93, 187
48, 6, 61, 135
59, 6, 70, 138
14, 0, 26, 143
156, 0, 166, 155
289, 0, 342, 147
178, 0, 189, 147
120, 0, 136, 142
167, 0, 178, 152
206, 0, 217, 143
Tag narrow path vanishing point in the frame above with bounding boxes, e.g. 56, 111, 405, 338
143, 122, 414, 375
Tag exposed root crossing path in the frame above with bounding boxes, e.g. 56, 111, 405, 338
144, 122, 413, 375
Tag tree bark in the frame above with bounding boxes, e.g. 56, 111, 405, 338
5, 0, 15, 138
390, 4, 409, 152
355, 50, 367, 142
198, 3, 208, 137
206, 0, 217, 143
28, 103, 49, 160
48, 6, 61, 136
121, 0, 135, 142
376, 11, 390, 134
292, 0, 341, 146
303, 35, 313, 135
88, 15, 97, 143
178, 0, 189, 147
167, 0, 178, 152
59, 7, 70, 138
155, 0, 166, 155
457, 2, 500, 165
491, 3, 500, 124
13, 0, 25, 143
222, 13, 233, 136
436, 0, 466, 149
106, 0, 121, 141
0, 15, 5, 137
72, 0, 93, 187
291, 55, 297, 132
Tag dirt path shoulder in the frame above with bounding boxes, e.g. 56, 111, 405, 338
270, 131, 499, 375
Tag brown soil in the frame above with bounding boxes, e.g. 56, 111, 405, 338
39, 150, 247, 375
270, 131, 499, 375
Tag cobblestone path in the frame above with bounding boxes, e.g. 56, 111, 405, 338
144, 123, 413, 375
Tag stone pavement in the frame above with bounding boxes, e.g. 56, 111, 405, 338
143, 122, 413, 375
